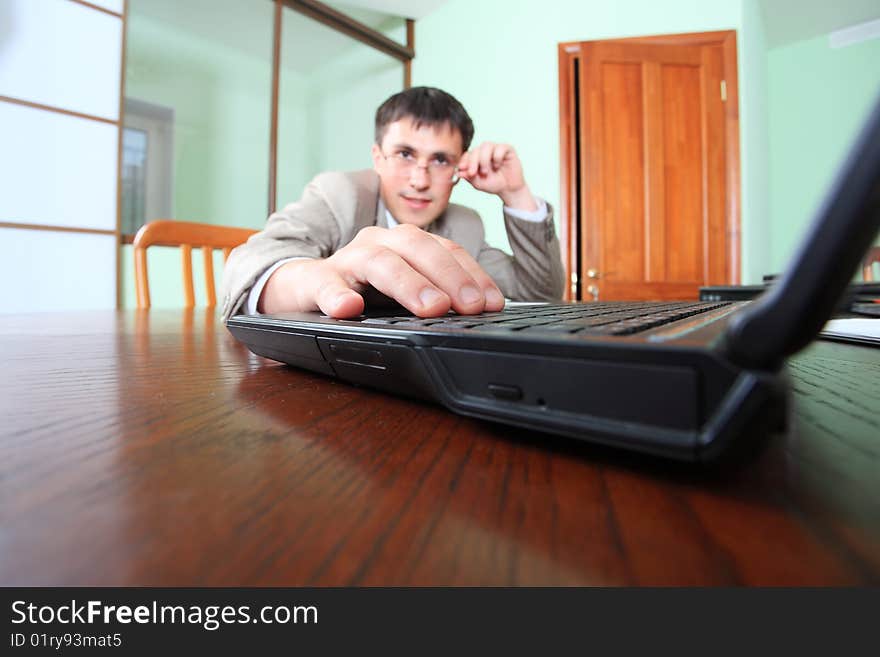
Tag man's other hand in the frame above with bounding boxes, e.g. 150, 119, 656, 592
457, 142, 538, 212
258, 224, 506, 318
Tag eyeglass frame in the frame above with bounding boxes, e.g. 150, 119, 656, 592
379, 147, 460, 184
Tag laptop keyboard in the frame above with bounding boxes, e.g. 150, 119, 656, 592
355, 301, 733, 336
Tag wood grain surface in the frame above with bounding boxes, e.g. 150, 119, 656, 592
1, 310, 877, 585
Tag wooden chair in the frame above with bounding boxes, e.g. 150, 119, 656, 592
862, 245, 880, 282
133, 220, 257, 309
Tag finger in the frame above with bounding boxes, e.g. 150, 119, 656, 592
337, 244, 453, 317
382, 226, 488, 314
424, 232, 505, 312
478, 142, 495, 176
462, 148, 479, 178
310, 264, 366, 318
491, 143, 511, 170
454, 154, 470, 183
457, 167, 474, 184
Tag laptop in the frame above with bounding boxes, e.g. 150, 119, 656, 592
227, 94, 880, 463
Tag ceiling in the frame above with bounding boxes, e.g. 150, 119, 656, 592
331, 0, 449, 20
127, 0, 441, 73
760, 0, 880, 48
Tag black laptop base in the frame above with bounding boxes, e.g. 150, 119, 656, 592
227, 312, 788, 463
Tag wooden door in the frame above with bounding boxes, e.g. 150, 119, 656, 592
559, 32, 740, 301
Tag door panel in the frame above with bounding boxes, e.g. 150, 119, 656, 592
600, 61, 645, 282
661, 61, 703, 283
577, 37, 732, 301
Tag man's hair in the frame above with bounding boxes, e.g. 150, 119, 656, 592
375, 86, 474, 151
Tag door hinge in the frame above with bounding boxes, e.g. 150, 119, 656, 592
720, 80, 727, 102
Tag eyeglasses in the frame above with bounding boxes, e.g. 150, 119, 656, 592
381, 148, 460, 184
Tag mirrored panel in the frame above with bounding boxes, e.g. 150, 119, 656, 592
276, 4, 406, 210
123, 0, 274, 235
120, 0, 407, 308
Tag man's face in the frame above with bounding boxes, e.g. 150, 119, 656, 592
371, 117, 463, 228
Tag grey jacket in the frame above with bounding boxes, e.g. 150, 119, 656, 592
220, 169, 565, 321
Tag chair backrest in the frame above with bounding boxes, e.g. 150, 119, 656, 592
863, 245, 880, 281
133, 219, 257, 309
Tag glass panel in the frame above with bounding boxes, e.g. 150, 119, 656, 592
0, 0, 122, 120
123, 0, 275, 234
0, 228, 116, 313
0, 102, 118, 230
276, 5, 405, 210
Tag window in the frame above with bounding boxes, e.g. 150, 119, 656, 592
120, 97, 173, 237
121, 127, 147, 234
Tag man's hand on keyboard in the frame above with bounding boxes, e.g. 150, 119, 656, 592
257, 224, 506, 319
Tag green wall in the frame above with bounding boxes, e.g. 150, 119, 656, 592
739, 0, 770, 282
768, 32, 880, 272
410, 0, 777, 280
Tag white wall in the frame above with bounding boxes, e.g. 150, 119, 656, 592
0, 0, 124, 313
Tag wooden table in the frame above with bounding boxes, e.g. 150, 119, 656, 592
1, 310, 877, 585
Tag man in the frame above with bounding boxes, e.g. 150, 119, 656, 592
220, 86, 565, 323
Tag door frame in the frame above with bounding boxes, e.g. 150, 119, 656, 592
557, 30, 740, 300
